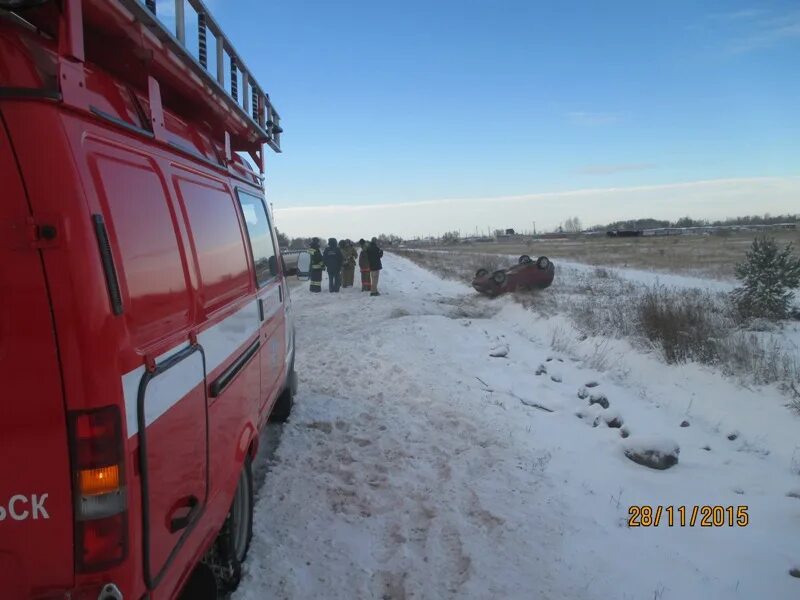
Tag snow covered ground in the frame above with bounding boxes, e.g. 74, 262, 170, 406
235, 254, 800, 600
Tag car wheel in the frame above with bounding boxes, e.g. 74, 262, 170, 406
269, 360, 295, 423
519, 255, 532, 264
492, 270, 507, 285
475, 268, 488, 279
536, 256, 550, 270
211, 456, 254, 593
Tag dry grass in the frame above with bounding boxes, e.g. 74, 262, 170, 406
407, 231, 800, 280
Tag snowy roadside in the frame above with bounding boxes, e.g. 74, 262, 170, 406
236, 254, 800, 600
393, 248, 800, 394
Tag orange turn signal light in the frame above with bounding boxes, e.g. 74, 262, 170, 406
79, 465, 120, 496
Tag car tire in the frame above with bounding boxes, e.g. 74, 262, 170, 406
212, 456, 254, 594
491, 270, 507, 285
475, 268, 488, 279
269, 360, 296, 423
519, 255, 533, 264
536, 256, 550, 270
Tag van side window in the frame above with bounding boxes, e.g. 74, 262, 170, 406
176, 176, 251, 313
90, 152, 191, 348
236, 191, 279, 287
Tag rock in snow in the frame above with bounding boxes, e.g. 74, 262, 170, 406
489, 344, 509, 358
588, 393, 609, 409
624, 438, 680, 470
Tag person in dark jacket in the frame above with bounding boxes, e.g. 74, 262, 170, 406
322, 237, 344, 293
366, 237, 384, 296
308, 237, 324, 293
341, 239, 358, 288
358, 239, 371, 292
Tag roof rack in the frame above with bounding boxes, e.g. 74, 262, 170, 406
128, 0, 281, 154
3, 0, 281, 170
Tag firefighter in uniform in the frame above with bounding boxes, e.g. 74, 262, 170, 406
341, 239, 357, 288
358, 239, 371, 292
366, 237, 384, 296
308, 237, 324, 293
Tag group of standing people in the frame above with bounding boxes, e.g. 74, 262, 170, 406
308, 237, 384, 296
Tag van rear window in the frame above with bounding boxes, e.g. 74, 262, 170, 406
175, 176, 251, 313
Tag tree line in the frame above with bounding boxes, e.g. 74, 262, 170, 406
591, 213, 798, 232
276, 230, 404, 249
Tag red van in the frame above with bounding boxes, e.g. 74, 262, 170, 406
0, 1, 293, 598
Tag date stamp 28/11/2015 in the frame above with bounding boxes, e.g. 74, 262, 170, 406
628, 505, 749, 527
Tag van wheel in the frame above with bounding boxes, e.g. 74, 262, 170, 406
211, 457, 254, 593
269, 362, 296, 423
519, 254, 532, 264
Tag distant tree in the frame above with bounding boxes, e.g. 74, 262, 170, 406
563, 217, 582, 233
377, 233, 403, 246
606, 218, 670, 231
441, 231, 460, 244
275, 228, 290, 248
595, 214, 799, 232
672, 216, 707, 228
289, 237, 312, 249
711, 214, 798, 227
731, 236, 800, 321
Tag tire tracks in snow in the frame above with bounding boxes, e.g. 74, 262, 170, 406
235, 257, 590, 600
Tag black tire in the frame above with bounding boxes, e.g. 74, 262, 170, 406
475, 268, 488, 279
178, 563, 218, 600
213, 456, 254, 594
536, 256, 550, 270
519, 254, 532, 264
269, 360, 296, 423
491, 270, 507, 285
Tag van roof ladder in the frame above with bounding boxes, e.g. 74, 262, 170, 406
9, 0, 281, 171
124, 0, 282, 154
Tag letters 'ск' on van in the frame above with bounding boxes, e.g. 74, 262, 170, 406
0, 0, 294, 598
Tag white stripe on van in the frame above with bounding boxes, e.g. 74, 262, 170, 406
122, 300, 260, 438
198, 300, 260, 374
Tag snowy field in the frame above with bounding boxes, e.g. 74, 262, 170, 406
236, 254, 800, 600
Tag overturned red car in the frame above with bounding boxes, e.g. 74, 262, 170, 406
472, 255, 555, 296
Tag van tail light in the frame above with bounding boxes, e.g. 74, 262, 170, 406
68, 406, 128, 572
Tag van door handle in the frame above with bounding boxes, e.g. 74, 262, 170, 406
168, 495, 200, 533
258, 298, 264, 322
279, 285, 283, 303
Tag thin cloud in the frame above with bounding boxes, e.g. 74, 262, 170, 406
711, 9, 767, 21
567, 111, 622, 126
703, 8, 800, 54
272, 177, 800, 239
577, 163, 656, 175
729, 12, 800, 53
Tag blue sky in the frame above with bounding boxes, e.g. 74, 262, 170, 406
171, 1, 800, 236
